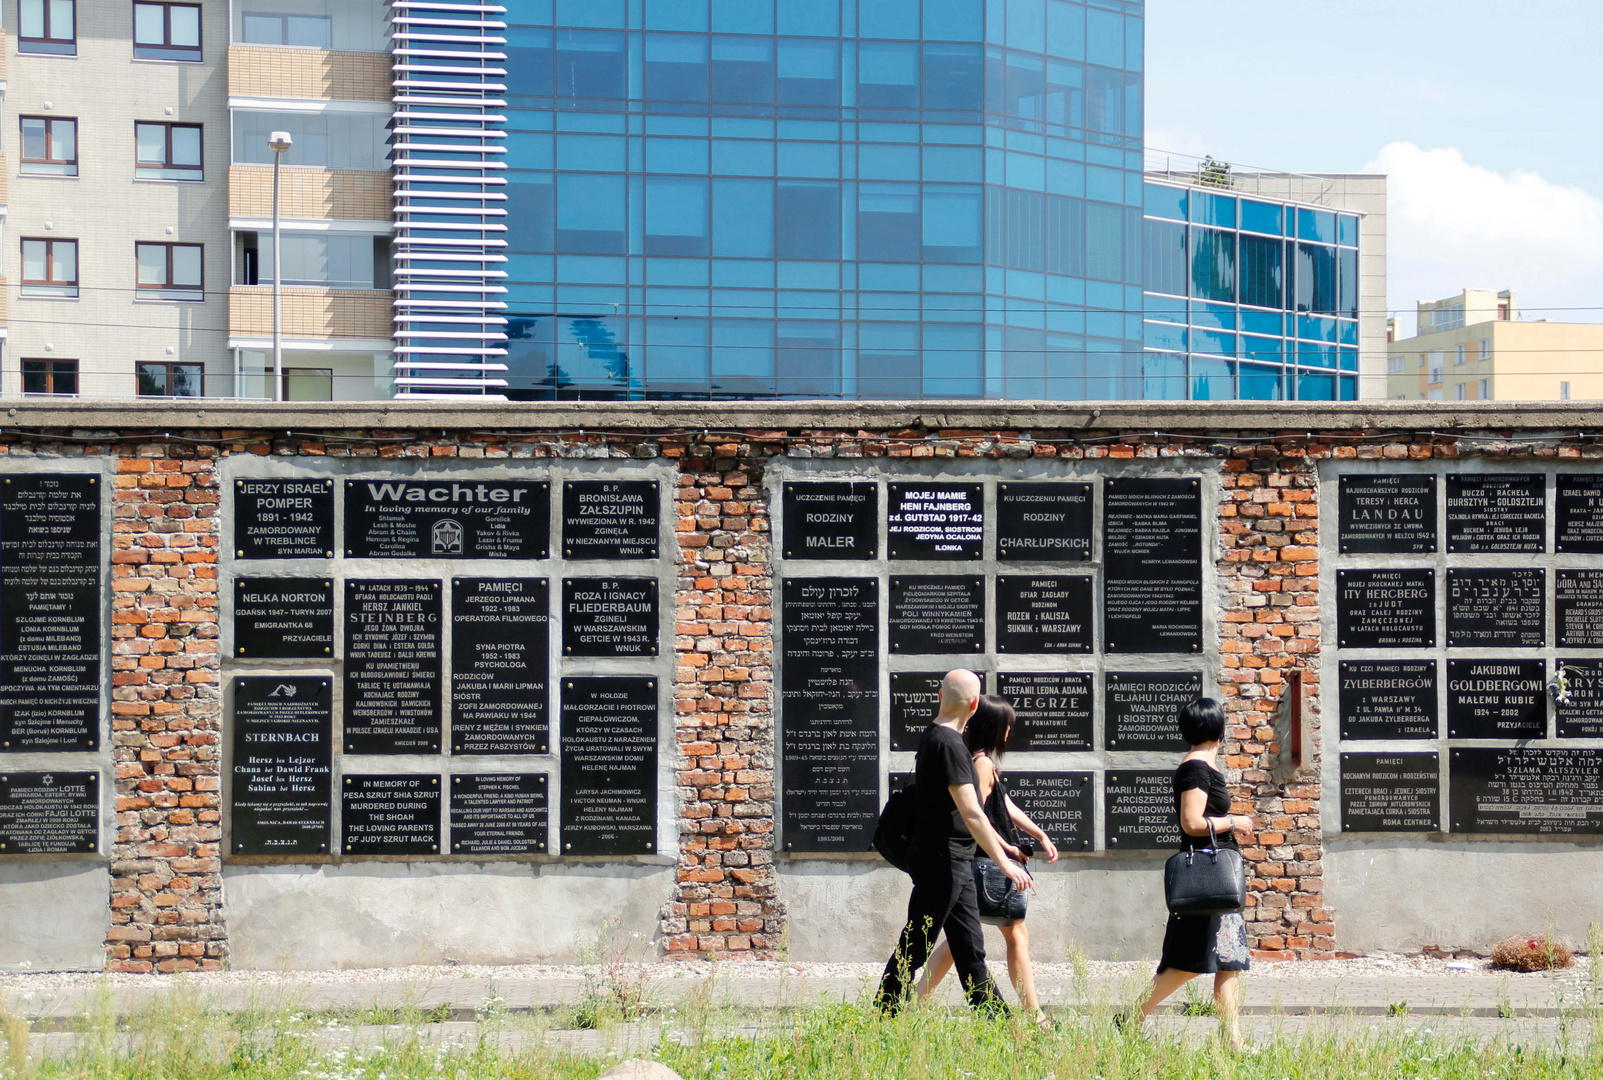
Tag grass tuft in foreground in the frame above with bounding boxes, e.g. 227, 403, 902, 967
4, 990, 1602, 1080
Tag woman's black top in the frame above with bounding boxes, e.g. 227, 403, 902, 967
1173, 759, 1237, 851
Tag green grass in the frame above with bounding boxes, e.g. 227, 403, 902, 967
4, 992, 1602, 1080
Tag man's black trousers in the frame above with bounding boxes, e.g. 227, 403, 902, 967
876, 846, 1005, 1012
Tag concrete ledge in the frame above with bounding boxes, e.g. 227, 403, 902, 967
0, 399, 1599, 434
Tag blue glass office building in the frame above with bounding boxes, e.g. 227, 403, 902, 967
495, 0, 1146, 399
1140, 180, 1362, 401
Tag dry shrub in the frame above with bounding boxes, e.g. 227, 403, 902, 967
1491, 934, 1574, 972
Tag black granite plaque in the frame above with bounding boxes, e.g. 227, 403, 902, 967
997, 482, 1092, 562
562, 577, 657, 657
781, 578, 879, 852
1006, 772, 1093, 852
890, 672, 943, 751
1338, 661, 1437, 740
996, 575, 1092, 653
1450, 748, 1603, 835
452, 578, 549, 754
997, 672, 1093, 753
783, 481, 878, 560
886, 483, 983, 560
0, 474, 100, 752
341, 774, 441, 855
343, 579, 442, 754
0, 772, 97, 854
562, 480, 659, 560
1338, 474, 1437, 554
1556, 474, 1603, 554
234, 477, 334, 559
1446, 474, 1545, 553
1553, 659, 1603, 739
889, 576, 983, 654
450, 773, 549, 855
1446, 568, 1544, 649
1556, 571, 1603, 648
1336, 569, 1435, 649
234, 578, 334, 659
230, 676, 332, 855
1104, 771, 1180, 850
1446, 659, 1546, 739
1340, 753, 1439, 832
560, 676, 658, 856
344, 479, 550, 559
1103, 477, 1202, 653
1105, 672, 1201, 751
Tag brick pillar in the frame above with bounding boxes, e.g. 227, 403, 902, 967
662, 443, 782, 959
107, 446, 227, 972
1218, 445, 1332, 960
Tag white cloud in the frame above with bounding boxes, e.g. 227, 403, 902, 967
1366, 142, 1603, 324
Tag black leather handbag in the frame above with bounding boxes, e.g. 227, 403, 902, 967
1163, 822, 1246, 916
973, 856, 1028, 925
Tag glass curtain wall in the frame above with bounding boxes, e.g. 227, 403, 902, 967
501, 0, 1145, 400
1141, 181, 1361, 401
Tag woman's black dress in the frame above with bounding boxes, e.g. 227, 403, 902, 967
1156, 759, 1250, 974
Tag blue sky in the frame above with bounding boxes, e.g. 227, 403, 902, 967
1146, 0, 1603, 325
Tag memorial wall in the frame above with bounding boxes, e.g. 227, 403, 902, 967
224, 466, 676, 866
772, 468, 1210, 860
1, 402, 1601, 971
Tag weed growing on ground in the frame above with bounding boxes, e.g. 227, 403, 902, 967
572, 916, 655, 1029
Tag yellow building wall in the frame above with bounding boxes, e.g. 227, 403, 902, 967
1387, 322, 1603, 401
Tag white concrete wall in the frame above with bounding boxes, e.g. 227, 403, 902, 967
0, 863, 109, 972
1327, 842, 1603, 954
779, 857, 1168, 963
224, 862, 674, 968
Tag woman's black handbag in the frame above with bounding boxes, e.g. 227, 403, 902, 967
1163, 822, 1246, 916
973, 856, 1028, 925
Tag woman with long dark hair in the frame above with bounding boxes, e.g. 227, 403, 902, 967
914, 694, 1059, 1028
1124, 696, 1254, 1048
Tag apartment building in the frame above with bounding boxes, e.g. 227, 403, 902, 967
1387, 288, 1603, 401
4, 0, 401, 399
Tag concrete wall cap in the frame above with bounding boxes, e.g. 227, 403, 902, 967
0, 399, 1598, 434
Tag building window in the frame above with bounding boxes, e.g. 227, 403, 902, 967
135, 122, 203, 180
133, 1, 202, 61
1427, 387, 1444, 401
1561, 381, 1571, 401
1479, 339, 1491, 362
1386, 355, 1404, 374
20, 117, 78, 176
234, 232, 382, 289
21, 238, 79, 298
136, 362, 204, 397
240, 11, 333, 48
1427, 351, 1443, 383
21, 358, 79, 395
1479, 378, 1491, 399
19, 0, 76, 55
1455, 344, 1466, 365
1454, 382, 1467, 400
135, 242, 204, 299
283, 368, 334, 401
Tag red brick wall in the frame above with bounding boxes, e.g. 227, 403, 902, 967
108, 445, 226, 973
6, 417, 1559, 969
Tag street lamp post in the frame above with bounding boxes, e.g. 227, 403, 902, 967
267, 131, 294, 401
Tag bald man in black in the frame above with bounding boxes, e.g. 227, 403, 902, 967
876, 669, 1032, 1013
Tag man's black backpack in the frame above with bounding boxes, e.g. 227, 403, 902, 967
873, 783, 917, 874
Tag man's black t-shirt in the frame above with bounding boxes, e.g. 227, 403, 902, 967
912, 722, 977, 858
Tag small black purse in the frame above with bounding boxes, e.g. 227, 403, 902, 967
973, 774, 1028, 925
1163, 821, 1246, 916
973, 856, 1028, 925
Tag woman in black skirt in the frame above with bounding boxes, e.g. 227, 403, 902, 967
1127, 697, 1253, 1048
